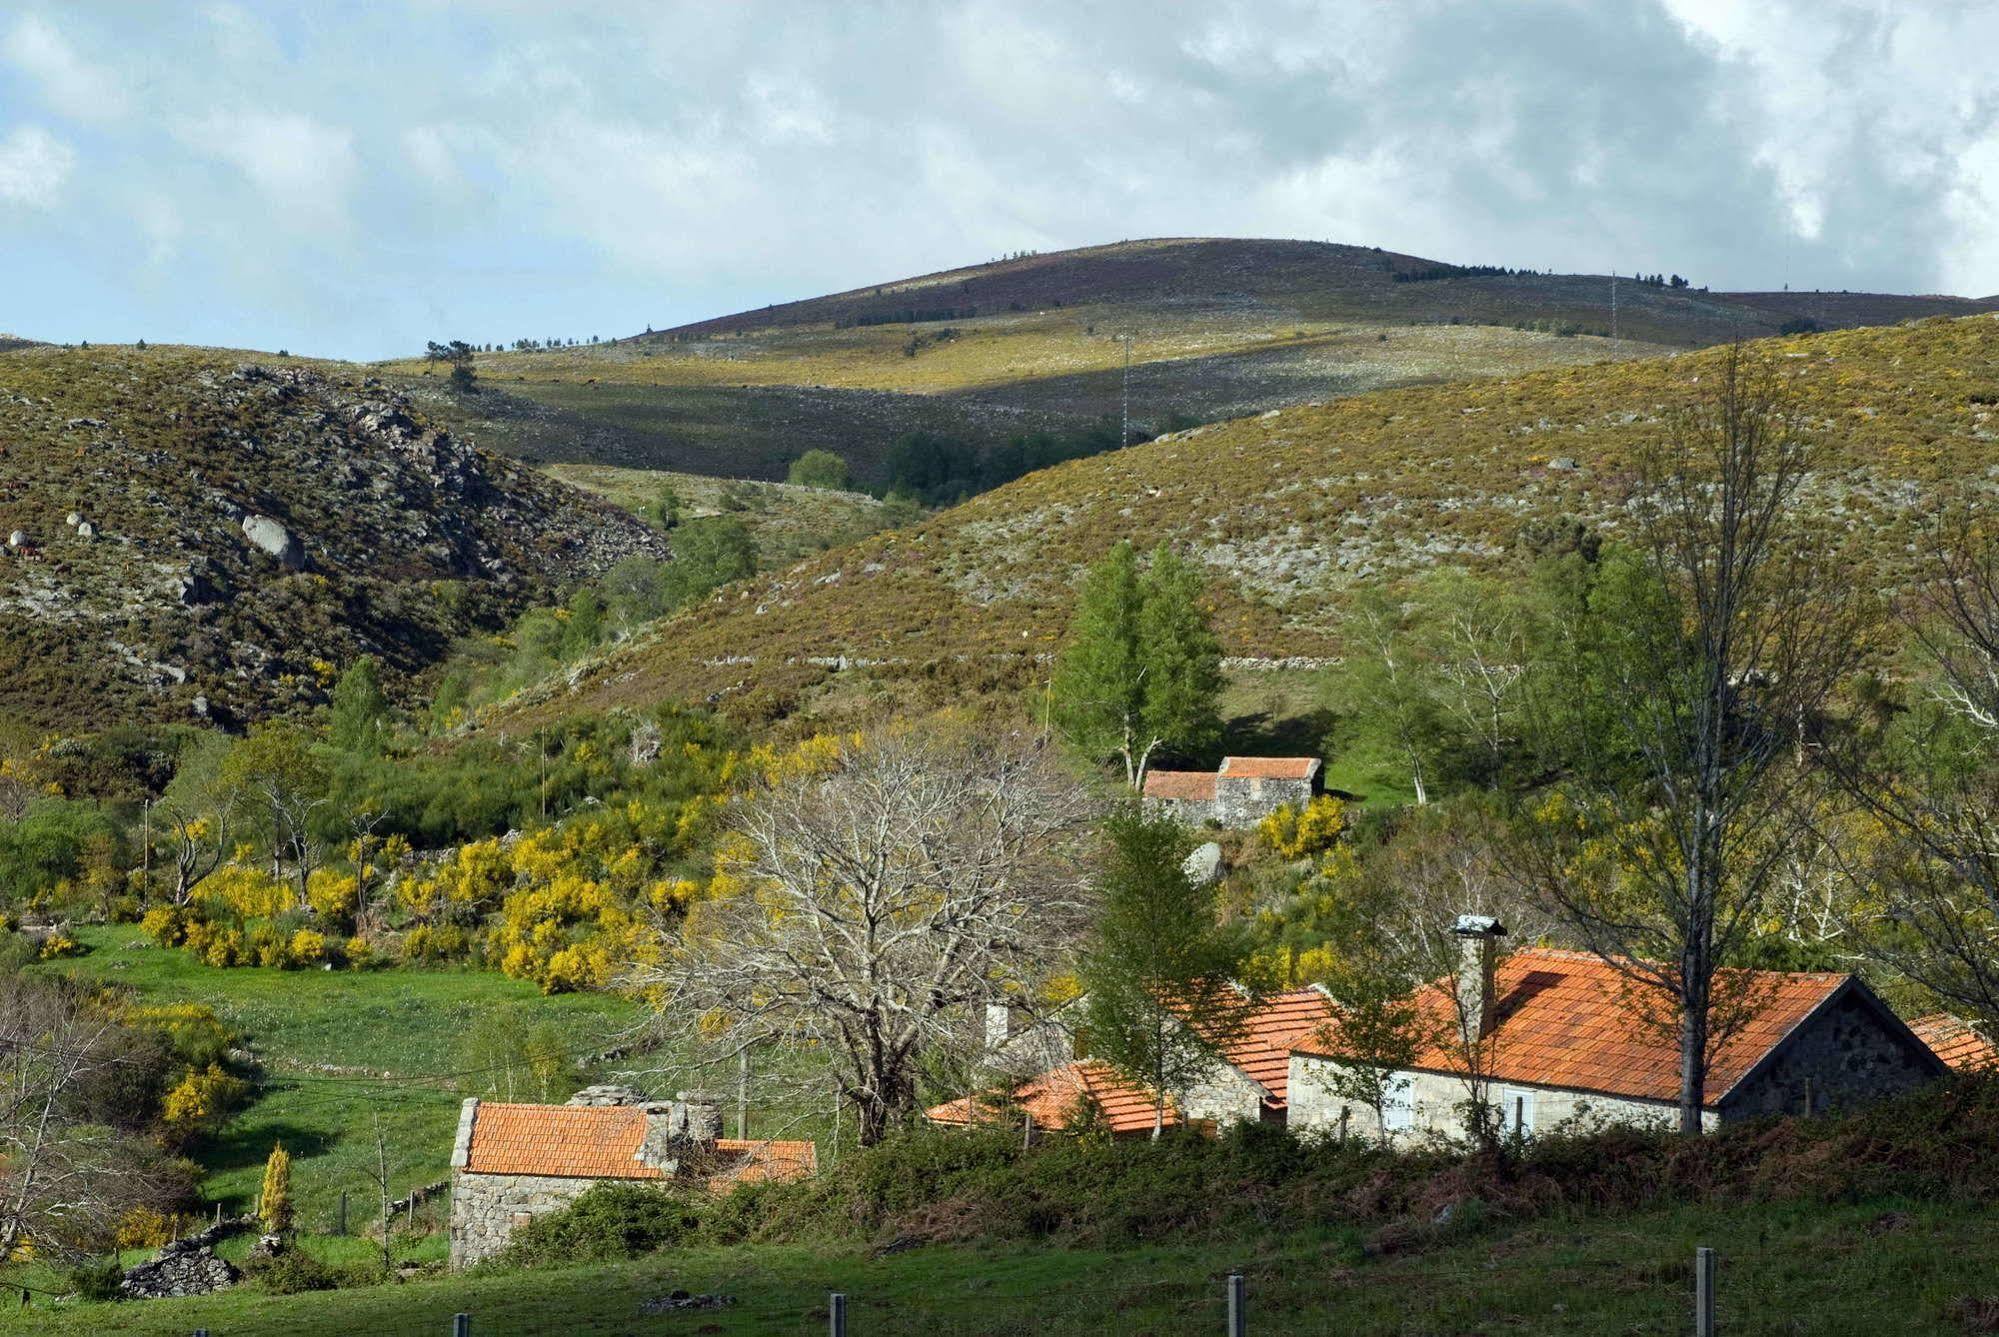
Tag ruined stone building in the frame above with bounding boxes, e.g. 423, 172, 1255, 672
447, 1087, 816, 1267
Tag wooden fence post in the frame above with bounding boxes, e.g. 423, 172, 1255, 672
452, 1313, 471, 1337
1227, 1272, 1246, 1337
1695, 1247, 1716, 1337
829, 1291, 847, 1336
337, 1190, 348, 1236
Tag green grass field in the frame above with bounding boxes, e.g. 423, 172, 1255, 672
33, 927, 641, 1224
4, 1198, 1986, 1334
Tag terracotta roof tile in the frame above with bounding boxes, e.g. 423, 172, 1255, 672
1910, 1014, 1999, 1071
925, 1060, 1178, 1136
707, 1138, 819, 1194
464, 1103, 659, 1179
1143, 770, 1216, 801
1219, 987, 1334, 1108
1219, 756, 1321, 780
1292, 948, 1849, 1108
462, 1103, 816, 1189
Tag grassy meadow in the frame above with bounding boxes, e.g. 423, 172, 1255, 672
4, 1198, 1989, 1334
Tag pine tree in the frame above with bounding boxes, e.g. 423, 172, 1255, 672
259, 1142, 293, 1236
1081, 807, 1256, 1138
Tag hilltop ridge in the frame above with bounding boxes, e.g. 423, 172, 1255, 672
495, 315, 1999, 731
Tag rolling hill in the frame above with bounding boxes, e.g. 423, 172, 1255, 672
384, 238, 1999, 488
490, 315, 1999, 732
0, 345, 664, 733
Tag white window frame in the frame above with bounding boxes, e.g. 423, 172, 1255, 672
1500, 1086, 1537, 1138
1381, 1074, 1415, 1133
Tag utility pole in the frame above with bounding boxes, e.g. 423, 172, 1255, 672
1119, 333, 1133, 446
1610, 273, 1618, 347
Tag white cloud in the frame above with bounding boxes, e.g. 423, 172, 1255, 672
0, 125, 74, 209
181, 110, 358, 232
2, 15, 126, 121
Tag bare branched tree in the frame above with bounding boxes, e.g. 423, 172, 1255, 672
1517, 346, 1862, 1134
0, 979, 164, 1270
635, 730, 1093, 1145
1825, 504, 1999, 1023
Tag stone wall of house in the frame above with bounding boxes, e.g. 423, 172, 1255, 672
1143, 795, 1216, 825
1285, 1057, 1714, 1142
1212, 776, 1314, 827
449, 1170, 602, 1268
1720, 988, 1940, 1121
1177, 1058, 1267, 1127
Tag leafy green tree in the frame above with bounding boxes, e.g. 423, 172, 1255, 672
220, 724, 331, 907
648, 485, 682, 531
786, 449, 850, 491
1051, 543, 1223, 788
561, 587, 607, 658
662, 517, 757, 607
1081, 807, 1256, 1138
327, 656, 390, 755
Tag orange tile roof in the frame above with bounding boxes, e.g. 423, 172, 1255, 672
925, 1060, 1179, 1136
464, 1103, 659, 1179
1910, 1014, 1999, 1071
707, 1138, 819, 1194
1292, 948, 1850, 1108
1219, 756, 1320, 780
462, 1103, 816, 1189
1143, 770, 1216, 801
1219, 987, 1334, 1108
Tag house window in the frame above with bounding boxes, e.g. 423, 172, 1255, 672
1382, 1075, 1415, 1132
1499, 1087, 1536, 1137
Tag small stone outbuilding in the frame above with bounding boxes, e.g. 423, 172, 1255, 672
447, 1089, 816, 1268
1288, 926, 1947, 1141
1143, 756, 1323, 827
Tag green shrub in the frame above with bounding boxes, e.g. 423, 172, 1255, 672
497, 1183, 702, 1266
64, 1257, 124, 1302
245, 1246, 336, 1294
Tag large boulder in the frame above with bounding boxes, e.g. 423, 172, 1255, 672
1183, 841, 1225, 887
241, 514, 304, 570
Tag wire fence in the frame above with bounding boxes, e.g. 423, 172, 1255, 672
92, 1240, 1969, 1336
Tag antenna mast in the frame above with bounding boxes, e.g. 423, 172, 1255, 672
1120, 332, 1133, 446
1610, 273, 1618, 347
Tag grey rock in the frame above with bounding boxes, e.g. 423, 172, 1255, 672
75, 521, 95, 540
1183, 841, 1225, 886
241, 514, 304, 569
1548, 456, 1580, 472
5, 530, 25, 549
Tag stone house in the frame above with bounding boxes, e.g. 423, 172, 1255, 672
1287, 921, 1948, 1142
447, 1088, 816, 1267
926, 987, 1335, 1136
1143, 756, 1323, 827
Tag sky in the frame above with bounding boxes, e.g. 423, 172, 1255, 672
3, 0, 1997, 360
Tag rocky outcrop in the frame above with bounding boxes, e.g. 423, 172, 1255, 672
0, 348, 671, 730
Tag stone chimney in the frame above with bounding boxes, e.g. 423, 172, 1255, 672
636, 1091, 726, 1174
1451, 914, 1507, 1043
984, 1003, 1013, 1054
672, 1091, 725, 1143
